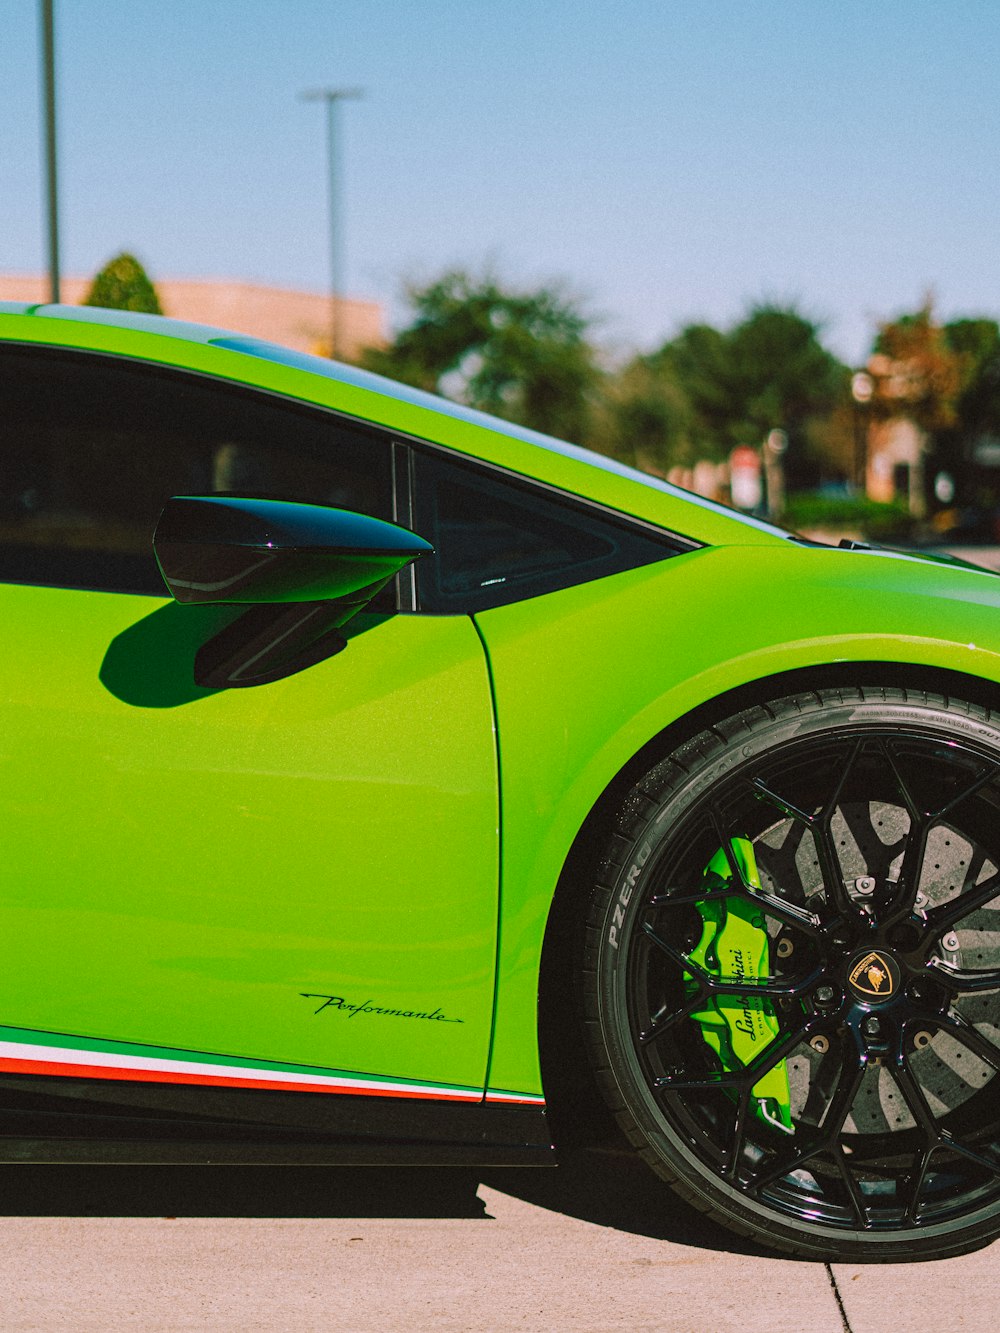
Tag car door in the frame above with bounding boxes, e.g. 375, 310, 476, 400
0, 344, 498, 1098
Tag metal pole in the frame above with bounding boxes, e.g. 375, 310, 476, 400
40, 0, 60, 303
300, 87, 363, 360
325, 95, 340, 360
851, 372, 874, 494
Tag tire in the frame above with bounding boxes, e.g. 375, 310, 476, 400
584, 687, 1000, 1261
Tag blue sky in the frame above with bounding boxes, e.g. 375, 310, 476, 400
3, 0, 999, 363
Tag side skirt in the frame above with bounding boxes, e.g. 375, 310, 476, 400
0, 1073, 554, 1166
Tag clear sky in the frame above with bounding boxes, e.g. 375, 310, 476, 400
3, 0, 999, 364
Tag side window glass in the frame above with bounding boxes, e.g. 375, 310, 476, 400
412, 450, 679, 613
0, 348, 393, 597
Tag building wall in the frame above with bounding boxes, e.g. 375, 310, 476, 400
0, 275, 383, 360
866, 416, 927, 515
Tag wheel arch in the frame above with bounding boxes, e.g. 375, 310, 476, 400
536, 656, 1000, 1148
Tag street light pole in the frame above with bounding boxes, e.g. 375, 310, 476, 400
300, 87, 364, 361
40, 0, 60, 303
851, 371, 874, 494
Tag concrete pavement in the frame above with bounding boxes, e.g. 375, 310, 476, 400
0, 1150, 996, 1330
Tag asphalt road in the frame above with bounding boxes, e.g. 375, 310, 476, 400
1, 1149, 996, 1331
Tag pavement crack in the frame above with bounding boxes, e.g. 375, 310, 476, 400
824, 1261, 853, 1333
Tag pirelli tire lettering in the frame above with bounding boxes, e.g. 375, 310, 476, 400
608, 841, 651, 949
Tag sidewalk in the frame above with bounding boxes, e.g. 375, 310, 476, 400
1, 1154, 996, 1330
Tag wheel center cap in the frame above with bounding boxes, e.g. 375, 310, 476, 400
847, 949, 901, 1003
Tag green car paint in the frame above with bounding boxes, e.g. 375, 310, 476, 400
687, 840, 792, 1133
3, 304, 1000, 1109
476, 543, 1000, 1095
0, 584, 499, 1089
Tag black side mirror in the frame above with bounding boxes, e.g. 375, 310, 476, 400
153, 496, 433, 688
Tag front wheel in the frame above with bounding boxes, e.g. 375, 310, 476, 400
584, 688, 1000, 1261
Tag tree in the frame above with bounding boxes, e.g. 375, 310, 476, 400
361, 270, 599, 441
591, 353, 693, 474
725, 306, 845, 447
84, 253, 163, 315
932, 318, 1000, 507
604, 305, 846, 487
943, 318, 1000, 440
651, 323, 733, 461
869, 302, 962, 433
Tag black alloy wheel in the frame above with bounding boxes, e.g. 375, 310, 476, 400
585, 688, 1000, 1261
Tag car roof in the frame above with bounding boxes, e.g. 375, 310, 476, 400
0, 304, 792, 548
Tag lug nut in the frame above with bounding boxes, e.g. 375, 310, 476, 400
814, 984, 838, 1006
863, 1015, 882, 1038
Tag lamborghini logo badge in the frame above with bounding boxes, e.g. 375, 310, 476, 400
849, 952, 895, 997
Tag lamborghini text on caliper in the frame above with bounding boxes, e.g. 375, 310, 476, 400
687, 839, 793, 1134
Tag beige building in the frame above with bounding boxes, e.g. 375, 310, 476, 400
0, 274, 383, 361
862, 352, 930, 516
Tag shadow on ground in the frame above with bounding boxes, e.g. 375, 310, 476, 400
0, 1149, 769, 1255
482, 1147, 773, 1257
0, 1164, 487, 1220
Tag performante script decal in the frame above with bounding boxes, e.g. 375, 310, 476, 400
300, 993, 464, 1023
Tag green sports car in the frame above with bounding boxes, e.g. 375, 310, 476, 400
3, 301, 1000, 1262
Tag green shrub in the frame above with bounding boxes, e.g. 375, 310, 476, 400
84, 253, 163, 315
781, 493, 917, 541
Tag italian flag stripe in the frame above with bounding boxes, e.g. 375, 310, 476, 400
0, 1038, 478, 1101
0, 1031, 546, 1107
484, 1089, 547, 1105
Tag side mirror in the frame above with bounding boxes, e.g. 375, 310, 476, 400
153, 496, 433, 688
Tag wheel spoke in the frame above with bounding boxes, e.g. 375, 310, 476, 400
638, 992, 704, 1046
879, 736, 925, 822
640, 921, 709, 983
947, 1136, 1000, 1180
703, 964, 824, 999
650, 883, 823, 936
902, 1145, 938, 1225
723, 1086, 753, 1182
928, 1009, 1000, 1070
707, 808, 753, 882
877, 738, 934, 923
747, 1039, 867, 1193
927, 960, 1000, 994
810, 739, 872, 924
833, 1144, 871, 1229
639, 921, 822, 998
751, 779, 816, 827
892, 1054, 940, 1147
814, 820, 867, 925
936, 764, 1000, 820
657, 1014, 818, 1093
925, 870, 1000, 936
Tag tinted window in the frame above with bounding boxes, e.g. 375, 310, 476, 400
413, 450, 681, 612
0, 347, 393, 596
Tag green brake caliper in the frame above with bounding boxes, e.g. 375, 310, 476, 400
686, 838, 793, 1134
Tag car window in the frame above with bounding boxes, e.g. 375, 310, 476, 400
412, 449, 684, 612
0, 346, 394, 597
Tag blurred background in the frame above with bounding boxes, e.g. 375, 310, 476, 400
4, 0, 1000, 554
